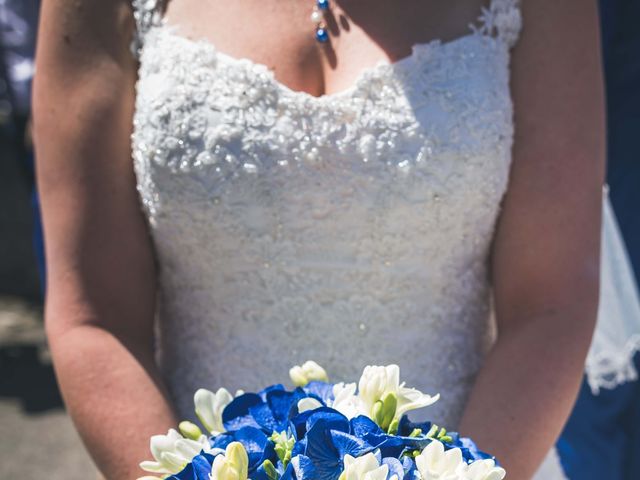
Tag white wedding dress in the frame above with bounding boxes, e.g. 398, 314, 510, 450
129, 0, 567, 477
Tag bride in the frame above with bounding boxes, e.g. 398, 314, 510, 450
32, 0, 605, 479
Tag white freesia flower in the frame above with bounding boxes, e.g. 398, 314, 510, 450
290, 360, 329, 386
331, 382, 361, 419
339, 452, 397, 480
462, 459, 506, 480
297, 397, 324, 413
395, 383, 440, 418
358, 365, 400, 414
195, 387, 234, 435
139, 428, 212, 477
415, 440, 465, 480
210, 442, 249, 480
357, 365, 439, 428
415, 441, 506, 480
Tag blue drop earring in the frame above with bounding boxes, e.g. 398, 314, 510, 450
311, 0, 331, 43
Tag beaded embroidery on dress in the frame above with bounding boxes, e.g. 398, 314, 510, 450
130, 1, 566, 478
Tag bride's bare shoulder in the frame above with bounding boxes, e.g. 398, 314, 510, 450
37, 0, 135, 69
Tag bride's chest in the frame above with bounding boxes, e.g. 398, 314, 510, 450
131, 26, 515, 235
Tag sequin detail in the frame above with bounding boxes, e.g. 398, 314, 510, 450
130, 1, 521, 432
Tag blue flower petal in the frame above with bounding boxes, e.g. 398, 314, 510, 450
192, 453, 215, 479
304, 420, 344, 480
350, 416, 384, 437
280, 462, 296, 480
249, 402, 279, 433
302, 382, 334, 404
290, 455, 317, 480
258, 384, 286, 401
291, 436, 307, 457
290, 409, 320, 440
304, 414, 372, 480
397, 416, 432, 438
402, 456, 416, 474
306, 409, 350, 435
268, 388, 308, 425
211, 433, 234, 450
353, 425, 430, 459
169, 453, 214, 480
232, 426, 276, 470
329, 430, 374, 459
222, 393, 264, 431
401, 457, 420, 480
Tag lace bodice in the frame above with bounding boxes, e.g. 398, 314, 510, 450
130, 0, 522, 431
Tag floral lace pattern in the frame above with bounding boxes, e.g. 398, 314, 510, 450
130, 0, 524, 433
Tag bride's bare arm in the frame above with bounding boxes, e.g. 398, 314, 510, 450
33, 1, 177, 478
458, 0, 606, 478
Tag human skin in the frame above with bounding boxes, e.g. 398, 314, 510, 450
457, 2, 605, 478
33, 0, 605, 478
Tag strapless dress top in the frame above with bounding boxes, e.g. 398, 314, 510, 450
129, 0, 522, 431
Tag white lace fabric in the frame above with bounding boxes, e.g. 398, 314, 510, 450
132, 0, 516, 420
586, 189, 640, 394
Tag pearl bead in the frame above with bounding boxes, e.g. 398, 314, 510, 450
310, 10, 323, 23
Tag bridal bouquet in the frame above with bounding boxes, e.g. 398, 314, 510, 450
139, 363, 506, 480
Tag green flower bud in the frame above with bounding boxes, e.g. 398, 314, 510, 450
178, 421, 203, 441
387, 417, 400, 435
274, 444, 286, 462
409, 428, 422, 438
262, 460, 279, 480
372, 400, 384, 426
271, 430, 295, 468
426, 424, 439, 439
380, 392, 398, 431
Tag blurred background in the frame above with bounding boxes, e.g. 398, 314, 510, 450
0, 0, 93, 477
1, 1, 638, 479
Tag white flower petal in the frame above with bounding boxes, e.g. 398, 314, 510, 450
364, 464, 389, 480
384, 365, 400, 391
150, 429, 181, 461
209, 442, 249, 480
442, 448, 464, 473
465, 459, 506, 480
139, 460, 170, 474
143, 428, 208, 475
396, 387, 440, 417
297, 397, 323, 413
301, 360, 329, 382
195, 388, 233, 435
340, 452, 386, 480
160, 451, 189, 472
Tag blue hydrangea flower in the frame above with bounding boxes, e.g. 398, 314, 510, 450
223, 386, 327, 434
210, 426, 276, 474
166, 452, 215, 480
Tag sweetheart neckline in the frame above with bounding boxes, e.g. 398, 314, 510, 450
149, 21, 500, 104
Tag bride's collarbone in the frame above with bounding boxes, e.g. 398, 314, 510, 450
159, 0, 492, 98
